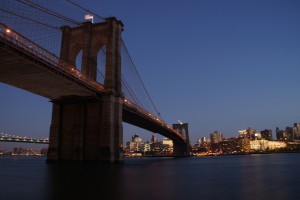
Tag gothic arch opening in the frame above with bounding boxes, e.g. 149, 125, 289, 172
96, 46, 107, 84
181, 128, 186, 137
75, 49, 83, 71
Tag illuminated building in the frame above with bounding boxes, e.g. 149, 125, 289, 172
240, 138, 250, 152
200, 137, 211, 144
277, 123, 300, 141
142, 142, 151, 152
132, 134, 142, 142
238, 130, 247, 138
293, 123, 300, 140
276, 127, 284, 140
126, 134, 144, 152
250, 140, 268, 150
162, 138, 173, 147
247, 127, 256, 140
151, 133, 157, 143
260, 129, 272, 140
254, 132, 262, 140
210, 131, 223, 144
250, 140, 287, 151
268, 141, 287, 150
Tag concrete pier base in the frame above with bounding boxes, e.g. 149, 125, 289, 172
47, 96, 123, 163
173, 141, 190, 157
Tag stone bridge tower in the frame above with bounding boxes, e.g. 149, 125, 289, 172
172, 123, 191, 156
47, 17, 124, 163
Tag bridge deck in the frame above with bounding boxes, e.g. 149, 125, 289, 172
0, 40, 102, 100
123, 105, 184, 142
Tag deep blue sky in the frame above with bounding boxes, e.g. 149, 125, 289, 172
1, 0, 300, 146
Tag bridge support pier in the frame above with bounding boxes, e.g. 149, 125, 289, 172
172, 123, 191, 156
47, 95, 123, 163
173, 141, 190, 157
47, 17, 124, 163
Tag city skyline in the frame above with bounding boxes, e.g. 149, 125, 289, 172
1, 0, 300, 145
1, 121, 299, 148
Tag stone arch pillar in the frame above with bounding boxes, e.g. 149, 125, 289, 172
59, 17, 123, 86
172, 123, 191, 156
47, 17, 124, 163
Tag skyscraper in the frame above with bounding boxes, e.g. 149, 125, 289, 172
293, 123, 300, 140
210, 131, 223, 144
246, 127, 256, 140
276, 127, 284, 140
260, 129, 273, 140
151, 133, 157, 143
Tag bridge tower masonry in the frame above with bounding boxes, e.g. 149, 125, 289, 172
47, 17, 124, 163
172, 123, 191, 156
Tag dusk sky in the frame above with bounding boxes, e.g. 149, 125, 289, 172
1, 0, 300, 145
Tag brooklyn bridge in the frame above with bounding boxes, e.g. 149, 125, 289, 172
0, 0, 190, 162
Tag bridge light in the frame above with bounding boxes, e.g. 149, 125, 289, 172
5, 28, 11, 33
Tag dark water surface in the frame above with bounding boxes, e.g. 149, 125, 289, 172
1, 154, 300, 200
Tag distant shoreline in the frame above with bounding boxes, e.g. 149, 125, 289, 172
126, 150, 300, 158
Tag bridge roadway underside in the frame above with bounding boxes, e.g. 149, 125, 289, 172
122, 107, 184, 143
0, 41, 97, 99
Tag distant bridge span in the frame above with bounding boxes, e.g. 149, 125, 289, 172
0, 134, 49, 144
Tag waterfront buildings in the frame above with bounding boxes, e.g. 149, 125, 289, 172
125, 134, 174, 156
0, 147, 48, 156
124, 122, 300, 156
161, 138, 173, 147
293, 123, 300, 140
126, 134, 144, 152
210, 131, 223, 144
260, 129, 273, 140
247, 127, 257, 140
250, 140, 287, 151
151, 133, 157, 143
193, 122, 300, 155
276, 123, 300, 141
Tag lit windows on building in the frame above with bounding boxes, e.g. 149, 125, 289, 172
250, 140, 287, 151
210, 131, 223, 144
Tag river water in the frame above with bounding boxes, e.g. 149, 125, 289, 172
0, 154, 300, 200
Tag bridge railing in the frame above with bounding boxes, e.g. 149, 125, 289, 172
123, 99, 185, 140
0, 23, 104, 91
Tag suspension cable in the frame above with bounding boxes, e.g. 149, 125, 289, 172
17, 0, 81, 25
121, 38, 163, 120
121, 77, 145, 108
97, 47, 144, 108
0, 9, 59, 30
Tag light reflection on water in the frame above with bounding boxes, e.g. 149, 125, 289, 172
0, 154, 300, 200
